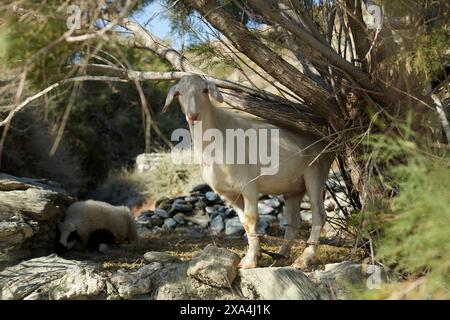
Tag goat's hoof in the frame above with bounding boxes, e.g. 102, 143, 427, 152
291, 252, 315, 270
291, 258, 309, 270
291, 245, 317, 269
238, 257, 258, 269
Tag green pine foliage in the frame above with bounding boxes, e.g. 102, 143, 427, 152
359, 133, 450, 298
0, 3, 187, 194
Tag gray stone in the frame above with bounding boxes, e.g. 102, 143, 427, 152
138, 210, 153, 219
184, 196, 198, 203
110, 263, 161, 299
209, 212, 219, 221
308, 261, 386, 300
0, 254, 105, 300
136, 218, 152, 228
300, 202, 311, 210
0, 174, 73, 265
154, 208, 170, 219
173, 198, 187, 205
301, 210, 312, 222
258, 202, 275, 215
221, 208, 236, 219
238, 267, 320, 300
259, 215, 277, 224
257, 219, 268, 235
190, 184, 212, 193
0, 175, 70, 221
187, 244, 240, 288
150, 215, 164, 227
153, 263, 237, 300
194, 200, 207, 209
205, 191, 219, 203
262, 198, 281, 208
173, 213, 186, 224
185, 215, 209, 228
0, 210, 35, 248
163, 218, 177, 230
171, 203, 193, 214
144, 251, 182, 264
225, 217, 245, 236
210, 215, 224, 234
205, 206, 216, 214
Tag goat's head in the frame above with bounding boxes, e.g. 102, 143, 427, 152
162, 75, 224, 124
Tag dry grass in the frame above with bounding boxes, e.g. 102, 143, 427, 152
91, 151, 203, 209
61, 224, 365, 272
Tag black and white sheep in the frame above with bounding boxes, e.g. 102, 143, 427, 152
55, 200, 138, 254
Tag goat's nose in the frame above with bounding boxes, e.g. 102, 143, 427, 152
187, 113, 200, 124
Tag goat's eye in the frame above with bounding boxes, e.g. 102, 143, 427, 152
203, 88, 209, 94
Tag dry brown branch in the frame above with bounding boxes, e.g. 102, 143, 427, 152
0, 76, 127, 128
185, 0, 342, 129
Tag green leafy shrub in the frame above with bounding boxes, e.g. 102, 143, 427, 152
359, 134, 450, 299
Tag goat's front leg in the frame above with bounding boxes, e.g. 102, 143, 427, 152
238, 187, 260, 269
292, 168, 327, 269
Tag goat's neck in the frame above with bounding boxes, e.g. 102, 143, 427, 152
189, 101, 232, 158
202, 101, 228, 130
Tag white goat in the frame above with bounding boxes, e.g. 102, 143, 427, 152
163, 75, 334, 269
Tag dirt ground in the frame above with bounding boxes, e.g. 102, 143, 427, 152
62, 223, 366, 273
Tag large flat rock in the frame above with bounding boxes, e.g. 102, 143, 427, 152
187, 244, 240, 288
238, 267, 321, 300
0, 254, 105, 300
0, 174, 74, 267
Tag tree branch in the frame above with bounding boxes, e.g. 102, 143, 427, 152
185, 0, 343, 129
0, 76, 126, 127
122, 18, 202, 73
247, 0, 378, 95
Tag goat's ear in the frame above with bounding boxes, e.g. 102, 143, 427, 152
162, 84, 179, 113
207, 81, 224, 103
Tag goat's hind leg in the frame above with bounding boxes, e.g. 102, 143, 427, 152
278, 192, 304, 258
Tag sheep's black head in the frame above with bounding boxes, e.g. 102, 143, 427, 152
54, 242, 67, 255
163, 75, 224, 124
55, 222, 81, 254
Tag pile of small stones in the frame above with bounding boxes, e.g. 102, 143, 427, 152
135, 183, 285, 238
136, 174, 356, 239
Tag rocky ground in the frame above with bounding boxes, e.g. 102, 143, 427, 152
135, 179, 356, 243
0, 172, 384, 300
0, 244, 377, 300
